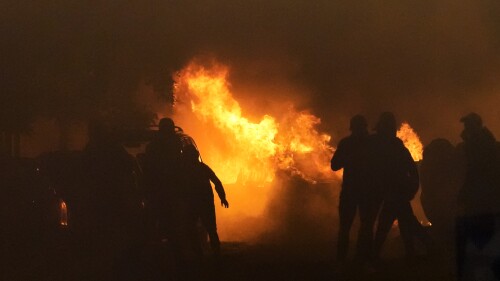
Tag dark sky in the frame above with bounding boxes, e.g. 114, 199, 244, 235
2, 0, 499, 144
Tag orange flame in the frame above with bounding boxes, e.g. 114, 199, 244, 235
397, 122, 423, 161
171, 61, 338, 237
173, 61, 336, 185
59, 199, 68, 227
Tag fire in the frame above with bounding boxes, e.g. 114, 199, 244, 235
169, 60, 424, 240
171, 60, 337, 237
173, 61, 335, 185
59, 199, 68, 227
175, 64, 277, 184
397, 122, 423, 161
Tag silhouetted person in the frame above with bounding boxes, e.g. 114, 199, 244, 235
371, 112, 433, 259
420, 138, 461, 239
456, 113, 499, 216
142, 118, 183, 240
181, 145, 228, 257
77, 120, 143, 281
141, 117, 191, 280
455, 113, 500, 280
331, 115, 380, 263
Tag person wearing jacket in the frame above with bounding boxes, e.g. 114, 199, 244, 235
371, 112, 433, 259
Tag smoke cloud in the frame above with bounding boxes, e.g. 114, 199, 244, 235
3, 0, 499, 144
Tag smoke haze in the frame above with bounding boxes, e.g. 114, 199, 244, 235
3, 0, 499, 145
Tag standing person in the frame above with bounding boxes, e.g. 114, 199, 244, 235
455, 113, 500, 280
420, 139, 462, 247
331, 115, 380, 263
371, 112, 433, 259
142, 118, 184, 253
181, 144, 229, 257
77, 120, 143, 281
456, 113, 499, 216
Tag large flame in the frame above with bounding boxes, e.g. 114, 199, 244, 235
172, 61, 337, 239
397, 122, 424, 161
174, 61, 335, 185
170, 60, 424, 240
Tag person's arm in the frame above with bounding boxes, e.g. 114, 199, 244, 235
205, 164, 229, 208
331, 139, 346, 171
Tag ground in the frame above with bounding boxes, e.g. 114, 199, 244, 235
2, 228, 457, 281
212, 240, 455, 281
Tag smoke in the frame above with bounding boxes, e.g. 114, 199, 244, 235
260, 173, 339, 246
213, 173, 340, 247
159, 0, 500, 144
4, 0, 500, 143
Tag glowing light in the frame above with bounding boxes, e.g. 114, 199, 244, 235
59, 199, 68, 227
397, 122, 423, 161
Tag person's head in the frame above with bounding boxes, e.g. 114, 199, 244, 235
460, 112, 483, 141
349, 114, 368, 136
423, 138, 454, 163
183, 144, 200, 163
460, 112, 482, 132
375, 112, 397, 137
158, 118, 175, 136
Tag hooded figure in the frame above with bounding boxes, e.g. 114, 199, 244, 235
331, 114, 379, 263
371, 112, 433, 259
142, 118, 184, 255
455, 113, 500, 280
457, 112, 499, 216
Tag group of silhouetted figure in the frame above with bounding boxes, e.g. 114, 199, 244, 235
141, 118, 228, 263
28, 117, 228, 281
0, 110, 499, 281
331, 111, 500, 280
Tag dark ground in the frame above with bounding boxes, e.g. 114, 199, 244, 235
216, 239, 455, 281
1, 226, 457, 281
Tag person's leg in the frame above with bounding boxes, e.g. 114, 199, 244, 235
408, 208, 435, 253
356, 194, 382, 261
373, 201, 397, 259
395, 201, 419, 257
337, 188, 358, 261
200, 201, 220, 255
455, 216, 468, 280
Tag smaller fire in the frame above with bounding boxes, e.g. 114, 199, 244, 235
59, 199, 68, 227
397, 122, 423, 161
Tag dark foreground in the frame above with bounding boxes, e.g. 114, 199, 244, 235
2, 229, 456, 281
218, 241, 455, 281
